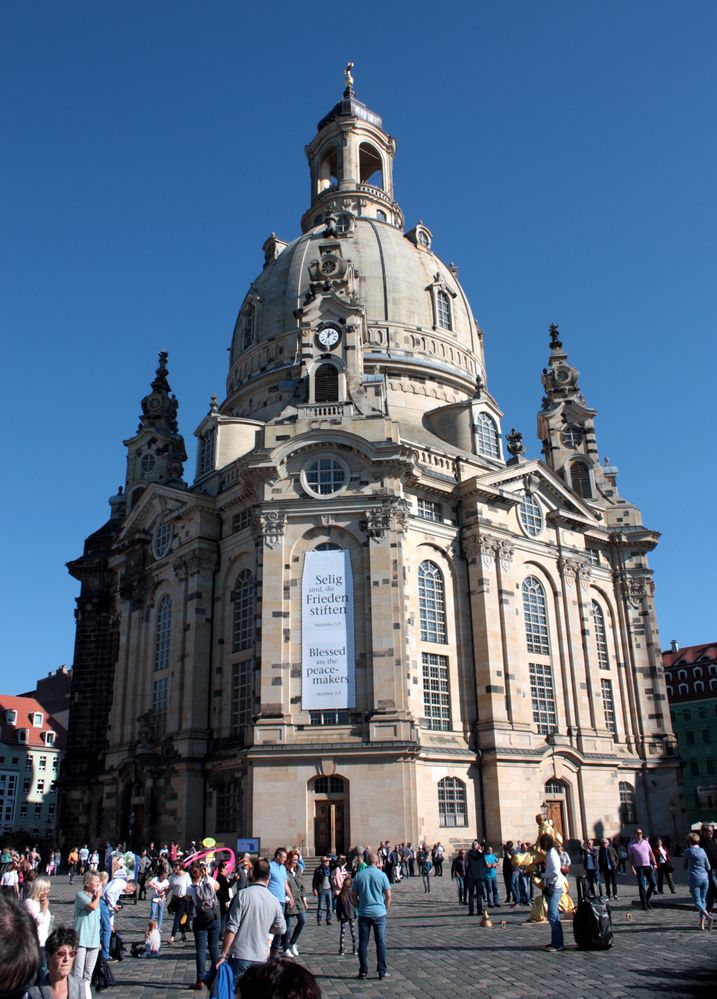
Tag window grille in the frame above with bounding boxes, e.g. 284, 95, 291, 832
418, 561, 447, 643
230, 661, 254, 736
152, 677, 169, 738
619, 782, 636, 824
422, 653, 451, 731
417, 498, 442, 522
438, 777, 467, 827
601, 678, 617, 733
592, 602, 609, 669
154, 595, 172, 671
309, 710, 350, 726
571, 462, 592, 498
475, 412, 500, 458
232, 570, 255, 653
518, 494, 542, 536
529, 663, 557, 734
436, 289, 452, 330
313, 776, 345, 794
523, 577, 550, 655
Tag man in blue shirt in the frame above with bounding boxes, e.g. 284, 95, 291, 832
267, 849, 292, 956
351, 852, 391, 980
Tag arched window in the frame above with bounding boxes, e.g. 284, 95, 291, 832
475, 412, 500, 458
418, 560, 447, 643
695, 681, 704, 693
154, 595, 172, 671
317, 145, 338, 193
678, 683, 688, 695
197, 428, 216, 478
522, 577, 550, 655
678, 670, 687, 681
694, 667, 703, 678
619, 782, 636, 824
666, 685, 673, 697
359, 142, 383, 188
242, 303, 256, 349
313, 776, 345, 795
592, 601, 609, 669
437, 777, 467, 827
710, 679, 717, 692
436, 289, 452, 331
314, 363, 339, 403
232, 569, 255, 653
518, 494, 542, 536
544, 779, 565, 797
376, 209, 387, 222
570, 461, 592, 498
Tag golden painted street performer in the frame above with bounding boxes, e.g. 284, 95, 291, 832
512, 814, 572, 922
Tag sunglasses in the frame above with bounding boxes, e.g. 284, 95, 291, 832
53, 950, 77, 960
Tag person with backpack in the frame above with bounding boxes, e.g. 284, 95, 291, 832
187, 862, 220, 990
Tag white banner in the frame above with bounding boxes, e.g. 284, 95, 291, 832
301, 550, 355, 710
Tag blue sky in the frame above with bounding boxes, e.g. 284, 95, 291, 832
1, 1, 715, 694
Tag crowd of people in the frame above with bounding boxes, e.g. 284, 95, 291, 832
1, 821, 715, 996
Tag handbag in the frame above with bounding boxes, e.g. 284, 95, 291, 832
663, 860, 674, 874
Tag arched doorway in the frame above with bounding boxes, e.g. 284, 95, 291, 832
311, 776, 348, 855
543, 779, 567, 840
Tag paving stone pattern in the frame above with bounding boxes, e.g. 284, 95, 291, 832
48, 869, 716, 998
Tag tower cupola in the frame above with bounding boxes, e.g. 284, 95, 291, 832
301, 64, 403, 232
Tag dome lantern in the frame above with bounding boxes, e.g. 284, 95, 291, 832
301, 64, 404, 232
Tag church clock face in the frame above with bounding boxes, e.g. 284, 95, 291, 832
317, 326, 341, 349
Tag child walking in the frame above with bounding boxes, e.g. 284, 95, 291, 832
143, 918, 161, 958
336, 877, 356, 956
421, 852, 433, 892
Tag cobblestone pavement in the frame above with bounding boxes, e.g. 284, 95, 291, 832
46, 869, 716, 998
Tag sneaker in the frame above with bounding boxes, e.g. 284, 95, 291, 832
379, 972, 391, 979
544, 945, 565, 953
168, 937, 175, 944
338, 949, 345, 956
356, 972, 368, 979
291, 945, 299, 956
284, 949, 294, 958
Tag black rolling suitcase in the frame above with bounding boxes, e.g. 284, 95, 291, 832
573, 875, 614, 949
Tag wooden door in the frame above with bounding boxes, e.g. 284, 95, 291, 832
546, 800, 564, 840
315, 800, 346, 855
315, 801, 330, 855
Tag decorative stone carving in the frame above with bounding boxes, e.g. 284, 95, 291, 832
461, 533, 479, 561
498, 540, 515, 573
258, 511, 287, 548
620, 573, 655, 607
480, 535, 498, 569
558, 557, 591, 590
364, 497, 409, 541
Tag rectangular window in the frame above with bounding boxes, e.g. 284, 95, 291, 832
230, 662, 254, 737
38, 756, 46, 771
20, 803, 28, 818
309, 710, 350, 726
152, 678, 169, 738
36, 779, 44, 794
232, 509, 252, 534
529, 663, 557, 735
47, 803, 56, 818
601, 678, 617, 733
706, 757, 715, 775
703, 729, 711, 744
25, 757, 33, 770
0, 771, 18, 831
23, 777, 31, 794
689, 760, 699, 776
422, 653, 451, 731
585, 548, 600, 566
686, 731, 695, 745
34, 803, 42, 818
51, 757, 58, 771
417, 498, 442, 522
32, 713, 43, 727
216, 783, 240, 831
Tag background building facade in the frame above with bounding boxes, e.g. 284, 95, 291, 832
663, 641, 717, 827
60, 79, 679, 854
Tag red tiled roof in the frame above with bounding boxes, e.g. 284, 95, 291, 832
662, 643, 717, 668
0, 694, 66, 749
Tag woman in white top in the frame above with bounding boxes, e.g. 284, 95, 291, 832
1, 860, 20, 895
25, 876, 53, 984
540, 833, 565, 952
167, 861, 192, 943
148, 863, 170, 930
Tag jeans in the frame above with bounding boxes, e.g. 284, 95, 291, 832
422, 873, 431, 892
601, 868, 618, 897
634, 866, 656, 908
358, 914, 387, 976
171, 896, 190, 938
316, 889, 332, 923
454, 874, 465, 903
283, 910, 305, 949
100, 898, 112, 958
150, 897, 166, 929
193, 916, 220, 983
585, 869, 601, 896
228, 958, 260, 990
465, 877, 484, 915
546, 889, 564, 949
485, 879, 499, 906
689, 878, 709, 918
510, 870, 523, 903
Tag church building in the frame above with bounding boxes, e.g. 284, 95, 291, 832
59, 72, 679, 855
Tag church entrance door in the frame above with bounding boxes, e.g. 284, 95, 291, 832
545, 800, 565, 841
311, 775, 348, 855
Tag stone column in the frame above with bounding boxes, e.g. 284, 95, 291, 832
254, 510, 289, 734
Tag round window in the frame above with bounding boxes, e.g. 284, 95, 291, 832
140, 453, 156, 475
518, 493, 543, 537
335, 213, 353, 234
562, 426, 582, 448
417, 229, 430, 248
153, 519, 173, 559
302, 456, 349, 497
